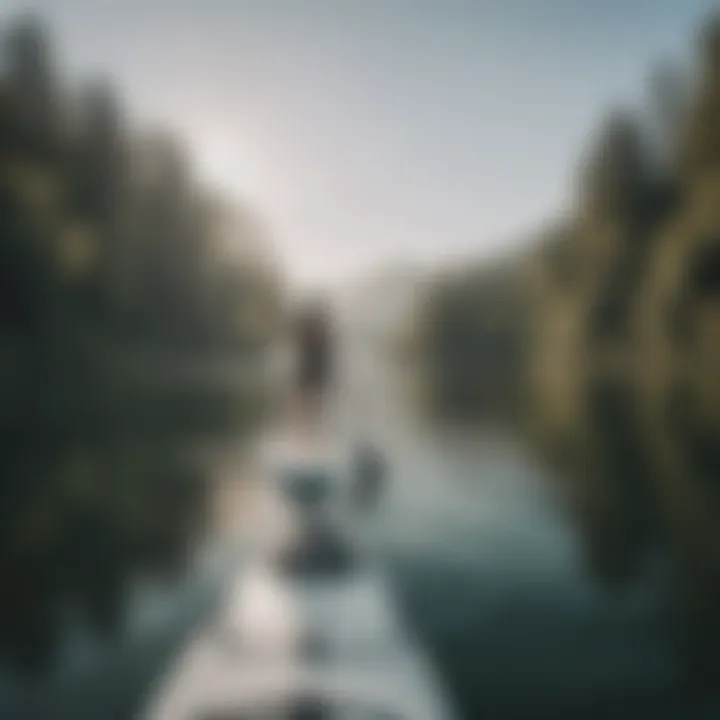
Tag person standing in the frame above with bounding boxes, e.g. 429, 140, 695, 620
292, 299, 334, 432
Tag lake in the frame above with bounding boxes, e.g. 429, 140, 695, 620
0, 346, 716, 719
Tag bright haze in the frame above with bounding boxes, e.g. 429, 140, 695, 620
3, 0, 716, 288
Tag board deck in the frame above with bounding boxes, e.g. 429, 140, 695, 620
144, 417, 454, 719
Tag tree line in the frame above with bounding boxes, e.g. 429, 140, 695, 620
0, 14, 281, 430
415, 13, 720, 688
0, 14, 282, 676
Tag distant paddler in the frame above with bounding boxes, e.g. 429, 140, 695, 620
292, 298, 335, 432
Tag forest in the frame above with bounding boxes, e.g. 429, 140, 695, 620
0, 15, 282, 432
0, 15, 284, 673
416, 13, 720, 687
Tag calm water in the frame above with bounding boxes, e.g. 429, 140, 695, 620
0, 430, 239, 720
0, 352, 714, 719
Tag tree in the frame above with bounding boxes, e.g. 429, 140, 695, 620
678, 13, 720, 180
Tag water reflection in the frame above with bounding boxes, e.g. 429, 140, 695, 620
526, 356, 720, 693
0, 431, 214, 677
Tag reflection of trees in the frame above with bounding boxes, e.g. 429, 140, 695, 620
539, 376, 657, 587
528, 12, 720, 691
0, 435, 210, 674
0, 15, 278, 674
414, 11, 720, 690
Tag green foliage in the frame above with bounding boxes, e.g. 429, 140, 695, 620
413, 11, 720, 685
0, 16, 282, 427
679, 16, 720, 179
529, 11, 720, 686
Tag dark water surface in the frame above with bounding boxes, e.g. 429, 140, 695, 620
0, 428, 239, 720
0, 378, 716, 719
372, 429, 681, 720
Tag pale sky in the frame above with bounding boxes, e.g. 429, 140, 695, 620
1, 0, 717, 287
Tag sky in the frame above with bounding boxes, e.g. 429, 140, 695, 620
0, 0, 718, 288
